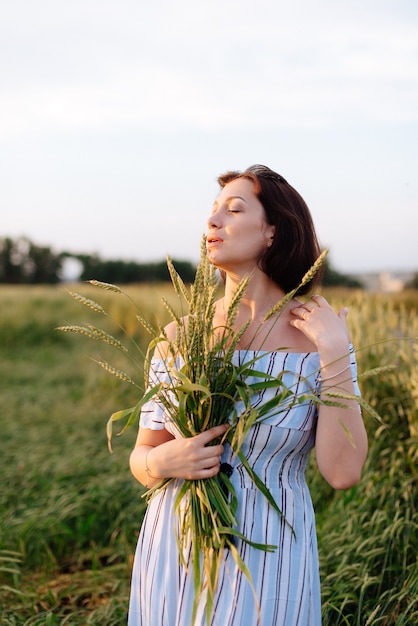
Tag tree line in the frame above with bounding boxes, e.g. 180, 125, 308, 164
0, 235, 375, 288
0, 237, 196, 285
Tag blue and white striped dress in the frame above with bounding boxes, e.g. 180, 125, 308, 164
128, 348, 359, 626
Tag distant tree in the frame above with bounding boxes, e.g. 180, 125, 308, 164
0, 237, 62, 284
71, 253, 102, 281
26, 240, 62, 283
75, 254, 196, 284
404, 272, 418, 290
0, 237, 21, 283
321, 259, 364, 289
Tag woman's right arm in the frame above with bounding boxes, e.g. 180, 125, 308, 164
130, 320, 228, 488
129, 424, 228, 488
129, 427, 174, 488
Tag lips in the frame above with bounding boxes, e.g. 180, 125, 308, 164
207, 236, 224, 245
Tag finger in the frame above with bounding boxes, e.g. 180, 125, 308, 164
197, 444, 224, 461
338, 306, 349, 322
203, 454, 223, 469
290, 305, 307, 318
296, 307, 311, 320
303, 300, 319, 312
289, 318, 304, 329
197, 424, 229, 445
194, 451, 223, 473
311, 294, 327, 307
194, 465, 222, 479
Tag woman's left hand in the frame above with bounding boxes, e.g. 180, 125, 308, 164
291, 295, 368, 490
289, 295, 350, 353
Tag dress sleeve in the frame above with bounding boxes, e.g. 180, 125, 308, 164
139, 358, 173, 430
139, 357, 183, 437
349, 344, 361, 397
317, 343, 361, 400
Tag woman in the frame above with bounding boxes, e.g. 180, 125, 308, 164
128, 165, 368, 625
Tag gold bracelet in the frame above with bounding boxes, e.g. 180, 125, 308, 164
318, 363, 351, 383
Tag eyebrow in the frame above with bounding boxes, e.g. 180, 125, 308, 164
212, 195, 248, 209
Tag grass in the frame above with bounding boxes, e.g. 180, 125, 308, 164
0, 284, 417, 624
0, 284, 172, 624
310, 290, 418, 625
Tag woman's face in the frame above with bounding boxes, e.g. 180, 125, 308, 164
206, 177, 275, 273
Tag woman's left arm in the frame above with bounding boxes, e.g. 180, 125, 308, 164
290, 295, 368, 490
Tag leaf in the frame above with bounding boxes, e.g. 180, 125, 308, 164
228, 543, 262, 624
235, 450, 294, 534
106, 382, 164, 451
217, 527, 277, 552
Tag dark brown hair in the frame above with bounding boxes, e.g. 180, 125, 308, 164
217, 164, 323, 295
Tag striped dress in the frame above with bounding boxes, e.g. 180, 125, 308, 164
128, 348, 360, 626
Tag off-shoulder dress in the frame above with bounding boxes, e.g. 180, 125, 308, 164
128, 348, 360, 626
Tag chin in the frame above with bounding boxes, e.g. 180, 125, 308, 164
207, 252, 222, 267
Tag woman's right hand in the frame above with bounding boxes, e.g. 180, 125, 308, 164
130, 424, 228, 487
151, 424, 228, 480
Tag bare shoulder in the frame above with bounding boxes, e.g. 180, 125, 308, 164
154, 316, 189, 359
269, 300, 318, 352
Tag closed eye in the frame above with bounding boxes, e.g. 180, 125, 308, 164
227, 201, 244, 213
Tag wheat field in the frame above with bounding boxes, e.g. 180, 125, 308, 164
0, 284, 417, 625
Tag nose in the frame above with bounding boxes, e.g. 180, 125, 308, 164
207, 210, 221, 229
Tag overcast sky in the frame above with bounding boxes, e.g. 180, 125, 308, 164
1, 0, 418, 274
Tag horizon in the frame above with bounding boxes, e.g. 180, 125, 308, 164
2, 232, 418, 278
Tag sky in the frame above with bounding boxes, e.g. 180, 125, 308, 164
1, 0, 418, 274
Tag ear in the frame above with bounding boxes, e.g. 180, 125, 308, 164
266, 224, 275, 246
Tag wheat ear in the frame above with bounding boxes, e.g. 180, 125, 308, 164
88, 280, 122, 293
225, 275, 250, 327
56, 324, 128, 352
136, 315, 156, 336
263, 249, 328, 322
91, 359, 137, 385
66, 291, 106, 315
167, 257, 191, 305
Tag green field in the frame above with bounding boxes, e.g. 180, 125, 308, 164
0, 284, 417, 625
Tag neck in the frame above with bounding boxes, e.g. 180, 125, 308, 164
223, 269, 286, 321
